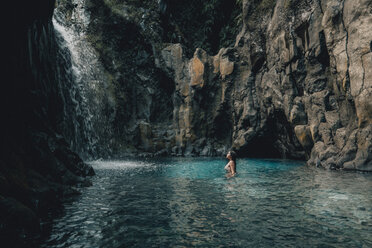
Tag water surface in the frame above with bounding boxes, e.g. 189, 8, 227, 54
42, 158, 372, 247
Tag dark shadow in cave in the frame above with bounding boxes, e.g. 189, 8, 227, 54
237, 109, 305, 160
149, 70, 175, 123
238, 135, 283, 158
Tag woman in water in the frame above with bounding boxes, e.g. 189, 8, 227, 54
224, 151, 236, 176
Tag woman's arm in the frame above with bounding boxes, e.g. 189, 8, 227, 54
230, 161, 236, 175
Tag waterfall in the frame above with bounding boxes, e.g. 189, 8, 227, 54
52, 0, 115, 159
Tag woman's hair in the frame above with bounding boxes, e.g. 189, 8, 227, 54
229, 150, 237, 163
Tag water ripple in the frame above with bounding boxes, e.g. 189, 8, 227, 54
40, 158, 372, 247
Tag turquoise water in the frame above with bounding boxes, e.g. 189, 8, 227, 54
42, 158, 372, 247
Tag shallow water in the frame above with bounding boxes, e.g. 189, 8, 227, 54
41, 158, 372, 247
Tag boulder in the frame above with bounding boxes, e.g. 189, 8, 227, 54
294, 125, 314, 152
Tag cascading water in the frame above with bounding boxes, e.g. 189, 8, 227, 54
52, 0, 116, 159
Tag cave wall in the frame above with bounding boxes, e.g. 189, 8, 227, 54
71, 0, 243, 156
156, 0, 372, 170
55, 0, 371, 171
82, 0, 177, 155
1, 0, 94, 242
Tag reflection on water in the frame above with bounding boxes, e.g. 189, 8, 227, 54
41, 158, 372, 247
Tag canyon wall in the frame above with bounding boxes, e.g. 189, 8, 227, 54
158, 0, 372, 171
75, 0, 371, 171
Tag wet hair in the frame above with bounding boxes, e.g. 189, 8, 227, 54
229, 150, 237, 164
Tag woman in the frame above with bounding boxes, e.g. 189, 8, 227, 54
224, 151, 237, 176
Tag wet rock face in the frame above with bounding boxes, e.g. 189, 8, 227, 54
54, 0, 371, 170
2, 0, 95, 242
155, 0, 372, 170
79, 0, 176, 156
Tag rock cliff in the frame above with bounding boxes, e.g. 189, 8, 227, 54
69, 0, 371, 171
157, 0, 372, 171
1, 0, 94, 243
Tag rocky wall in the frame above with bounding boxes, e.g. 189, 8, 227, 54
58, 0, 371, 171
156, 0, 372, 170
1, 0, 95, 244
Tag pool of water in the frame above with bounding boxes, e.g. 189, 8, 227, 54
41, 158, 372, 247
